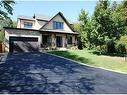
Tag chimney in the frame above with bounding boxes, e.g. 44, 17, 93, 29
33, 14, 35, 19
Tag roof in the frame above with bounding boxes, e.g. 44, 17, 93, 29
18, 15, 35, 21
40, 12, 75, 32
4, 27, 40, 36
34, 14, 52, 21
40, 29, 79, 35
4, 27, 78, 35
18, 13, 73, 24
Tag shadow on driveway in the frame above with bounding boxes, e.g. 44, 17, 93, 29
0, 53, 127, 94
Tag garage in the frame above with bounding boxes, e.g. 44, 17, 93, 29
9, 37, 39, 52
4, 28, 41, 53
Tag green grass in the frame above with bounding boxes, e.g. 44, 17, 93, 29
48, 49, 127, 73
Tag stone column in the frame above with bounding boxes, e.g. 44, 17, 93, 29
62, 34, 66, 48
51, 34, 56, 48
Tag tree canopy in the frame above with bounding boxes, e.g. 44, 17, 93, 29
74, 0, 127, 54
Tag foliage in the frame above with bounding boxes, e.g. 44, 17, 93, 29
118, 36, 127, 47
0, 0, 15, 29
116, 36, 127, 54
75, 0, 127, 54
116, 43, 126, 54
104, 39, 116, 53
74, 9, 93, 49
0, 0, 15, 42
0, 31, 4, 42
0, 0, 15, 20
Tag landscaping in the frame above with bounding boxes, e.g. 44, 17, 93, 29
48, 49, 127, 73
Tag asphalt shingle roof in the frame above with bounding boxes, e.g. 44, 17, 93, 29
5, 28, 40, 36
18, 13, 73, 24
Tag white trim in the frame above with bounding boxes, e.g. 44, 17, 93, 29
9, 34, 40, 38
45, 52, 127, 75
9, 34, 41, 47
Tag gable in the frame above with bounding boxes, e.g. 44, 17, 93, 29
41, 13, 74, 33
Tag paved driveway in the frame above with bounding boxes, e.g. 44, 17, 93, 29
0, 53, 127, 94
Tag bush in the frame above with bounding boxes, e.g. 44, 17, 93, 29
96, 45, 107, 54
96, 40, 116, 54
100, 45, 107, 53
78, 40, 83, 50
106, 40, 116, 53
116, 42, 126, 54
115, 36, 127, 54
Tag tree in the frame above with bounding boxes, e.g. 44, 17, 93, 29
76, 0, 127, 54
0, 0, 15, 20
12, 20, 17, 28
93, 0, 112, 45
74, 9, 93, 49
0, 0, 15, 42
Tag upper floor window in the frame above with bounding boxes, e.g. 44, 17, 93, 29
53, 21, 63, 29
24, 22, 33, 28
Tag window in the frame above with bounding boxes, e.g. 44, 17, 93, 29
24, 22, 33, 28
67, 36, 72, 44
53, 21, 63, 29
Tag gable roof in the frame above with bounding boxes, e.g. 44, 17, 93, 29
40, 12, 75, 32
18, 13, 73, 24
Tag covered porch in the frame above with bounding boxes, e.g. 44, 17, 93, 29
40, 32, 78, 50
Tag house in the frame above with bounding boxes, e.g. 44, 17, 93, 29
4, 12, 78, 52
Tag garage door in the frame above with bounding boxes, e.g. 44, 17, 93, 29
9, 37, 39, 52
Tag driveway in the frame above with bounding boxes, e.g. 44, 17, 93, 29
0, 53, 127, 94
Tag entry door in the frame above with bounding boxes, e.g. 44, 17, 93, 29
56, 36, 62, 47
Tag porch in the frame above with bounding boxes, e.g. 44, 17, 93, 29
40, 33, 78, 50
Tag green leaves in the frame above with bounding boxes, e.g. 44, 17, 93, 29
0, 0, 15, 20
0, 0, 15, 30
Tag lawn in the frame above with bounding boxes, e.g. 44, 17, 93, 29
48, 49, 127, 73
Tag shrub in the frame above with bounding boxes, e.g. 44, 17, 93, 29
96, 45, 107, 54
116, 42, 126, 54
100, 45, 107, 53
115, 36, 127, 54
106, 39, 116, 53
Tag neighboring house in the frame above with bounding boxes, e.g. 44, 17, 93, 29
4, 12, 78, 52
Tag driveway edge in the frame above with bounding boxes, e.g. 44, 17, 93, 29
45, 52, 127, 75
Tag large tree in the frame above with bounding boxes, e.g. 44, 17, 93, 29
0, 0, 15, 20
0, 0, 15, 41
74, 9, 93, 49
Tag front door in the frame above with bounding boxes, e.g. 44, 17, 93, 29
56, 36, 62, 47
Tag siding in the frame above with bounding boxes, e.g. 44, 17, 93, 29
43, 15, 73, 33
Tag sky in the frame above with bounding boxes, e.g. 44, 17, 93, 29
11, 1, 97, 22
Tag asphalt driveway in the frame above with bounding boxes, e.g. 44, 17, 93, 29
0, 52, 127, 94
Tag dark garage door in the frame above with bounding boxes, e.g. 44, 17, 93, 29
9, 37, 39, 52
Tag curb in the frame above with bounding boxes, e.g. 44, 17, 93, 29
45, 52, 127, 75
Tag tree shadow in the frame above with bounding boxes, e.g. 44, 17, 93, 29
48, 51, 93, 64
11, 41, 39, 53
89, 51, 125, 57
0, 53, 96, 94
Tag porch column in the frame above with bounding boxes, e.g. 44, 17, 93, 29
39, 34, 42, 48
72, 35, 75, 46
51, 34, 56, 48
62, 34, 66, 48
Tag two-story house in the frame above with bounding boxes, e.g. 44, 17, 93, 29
4, 12, 78, 52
